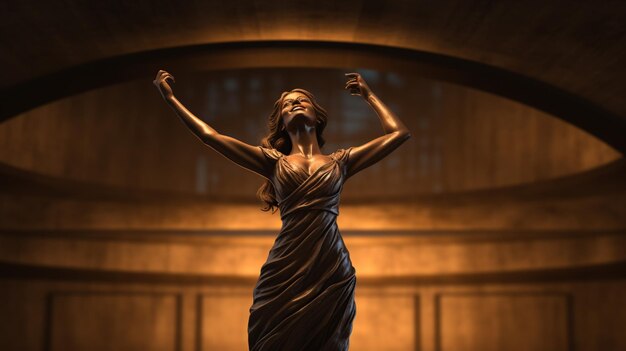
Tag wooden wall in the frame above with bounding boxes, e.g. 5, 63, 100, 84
1, 69, 624, 351
0, 68, 620, 199
3, 157, 625, 231
3, 279, 625, 351
1, 230, 625, 351
1, 158, 624, 351
2, 3, 626, 351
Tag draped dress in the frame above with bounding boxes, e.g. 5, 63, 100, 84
248, 147, 357, 351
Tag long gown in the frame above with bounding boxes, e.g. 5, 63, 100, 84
248, 146, 357, 351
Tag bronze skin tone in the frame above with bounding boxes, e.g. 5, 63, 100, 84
153, 70, 410, 350
153, 71, 411, 180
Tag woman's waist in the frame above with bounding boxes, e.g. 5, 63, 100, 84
279, 203, 340, 221
279, 207, 340, 226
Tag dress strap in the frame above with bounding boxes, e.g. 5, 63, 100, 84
330, 147, 353, 164
258, 146, 285, 161
330, 147, 354, 176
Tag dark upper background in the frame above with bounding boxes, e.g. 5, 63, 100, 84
1, 1, 625, 117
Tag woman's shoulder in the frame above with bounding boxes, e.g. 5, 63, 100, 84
258, 146, 285, 161
329, 147, 354, 162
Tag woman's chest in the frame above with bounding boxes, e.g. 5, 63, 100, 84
282, 155, 334, 176
272, 158, 344, 196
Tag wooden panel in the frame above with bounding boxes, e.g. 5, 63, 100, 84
48, 292, 181, 351
575, 282, 626, 351
2, 230, 626, 280
0, 281, 47, 351
198, 293, 252, 351
197, 292, 418, 351
436, 292, 571, 351
2, 279, 626, 351
350, 293, 418, 351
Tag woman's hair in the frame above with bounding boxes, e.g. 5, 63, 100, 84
257, 88, 329, 212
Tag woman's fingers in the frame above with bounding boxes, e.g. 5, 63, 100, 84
156, 70, 175, 83
346, 85, 363, 96
345, 73, 369, 96
346, 74, 361, 83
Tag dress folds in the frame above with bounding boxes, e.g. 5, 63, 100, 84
248, 147, 357, 351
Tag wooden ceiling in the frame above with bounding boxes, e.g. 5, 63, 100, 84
1, 1, 625, 150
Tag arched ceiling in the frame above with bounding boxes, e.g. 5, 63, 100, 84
1, 1, 626, 151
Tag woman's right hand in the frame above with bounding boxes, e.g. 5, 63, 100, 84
153, 70, 176, 100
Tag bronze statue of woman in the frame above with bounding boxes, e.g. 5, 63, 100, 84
154, 70, 411, 351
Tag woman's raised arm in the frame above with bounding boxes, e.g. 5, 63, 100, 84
153, 70, 273, 178
343, 73, 411, 178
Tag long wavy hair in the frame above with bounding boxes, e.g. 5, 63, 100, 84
257, 89, 329, 212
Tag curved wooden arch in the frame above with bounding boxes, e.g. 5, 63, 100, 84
1, 40, 625, 153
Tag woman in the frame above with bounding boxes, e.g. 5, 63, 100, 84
153, 70, 411, 351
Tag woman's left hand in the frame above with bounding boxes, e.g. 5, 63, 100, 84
345, 73, 373, 99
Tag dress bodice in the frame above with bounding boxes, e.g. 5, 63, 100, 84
259, 147, 352, 220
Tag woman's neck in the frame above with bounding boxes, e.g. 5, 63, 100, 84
287, 125, 320, 158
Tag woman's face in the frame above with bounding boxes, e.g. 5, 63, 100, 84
280, 92, 317, 130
